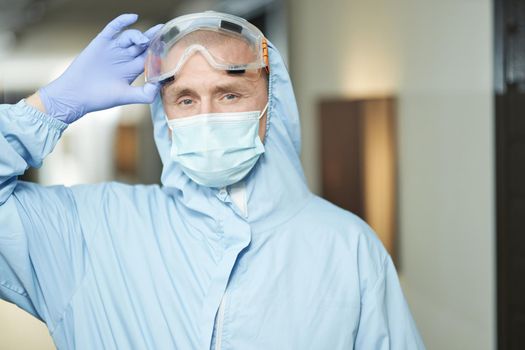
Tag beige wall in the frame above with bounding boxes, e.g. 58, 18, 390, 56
289, 0, 494, 349
0, 302, 55, 349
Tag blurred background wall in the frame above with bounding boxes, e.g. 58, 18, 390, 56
0, 0, 495, 349
290, 0, 494, 349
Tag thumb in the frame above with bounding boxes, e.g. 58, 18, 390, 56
125, 83, 160, 104
116, 29, 149, 48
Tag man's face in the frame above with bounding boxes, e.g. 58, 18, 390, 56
161, 33, 268, 141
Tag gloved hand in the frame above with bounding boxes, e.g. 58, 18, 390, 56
39, 14, 163, 124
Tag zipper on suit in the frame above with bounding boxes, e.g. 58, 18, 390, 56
215, 291, 228, 350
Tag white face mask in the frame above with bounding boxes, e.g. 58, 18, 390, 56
166, 103, 268, 188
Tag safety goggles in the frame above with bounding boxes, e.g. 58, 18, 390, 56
144, 11, 269, 84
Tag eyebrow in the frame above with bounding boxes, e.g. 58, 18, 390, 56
165, 80, 251, 99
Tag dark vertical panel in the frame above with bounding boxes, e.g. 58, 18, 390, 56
496, 0, 525, 347
496, 93, 508, 350
494, 92, 525, 350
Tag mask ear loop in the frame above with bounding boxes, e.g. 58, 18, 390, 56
165, 115, 175, 131
258, 101, 269, 120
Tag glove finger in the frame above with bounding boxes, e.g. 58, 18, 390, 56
129, 50, 148, 73
125, 44, 148, 58
122, 25, 163, 57
117, 29, 149, 48
123, 83, 160, 104
144, 24, 164, 40
100, 14, 139, 39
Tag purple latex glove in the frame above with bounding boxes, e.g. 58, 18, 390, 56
39, 14, 163, 124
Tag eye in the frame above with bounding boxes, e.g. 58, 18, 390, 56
223, 93, 238, 101
178, 98, 193, 106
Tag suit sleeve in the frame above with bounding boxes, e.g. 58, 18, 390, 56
0, 100, 87, 333
354, 254, 426, 349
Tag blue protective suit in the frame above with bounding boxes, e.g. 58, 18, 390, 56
0, 42, 425, 349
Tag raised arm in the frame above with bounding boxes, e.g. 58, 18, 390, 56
0, 14, 162, 330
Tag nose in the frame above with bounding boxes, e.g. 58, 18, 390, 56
199, 98, 213, 115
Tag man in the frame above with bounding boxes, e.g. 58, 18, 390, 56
0, 12, 424, 349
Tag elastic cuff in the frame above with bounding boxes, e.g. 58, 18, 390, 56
18, 99, 68, 132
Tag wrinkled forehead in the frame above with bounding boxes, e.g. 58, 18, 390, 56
161, 29, 257, 72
